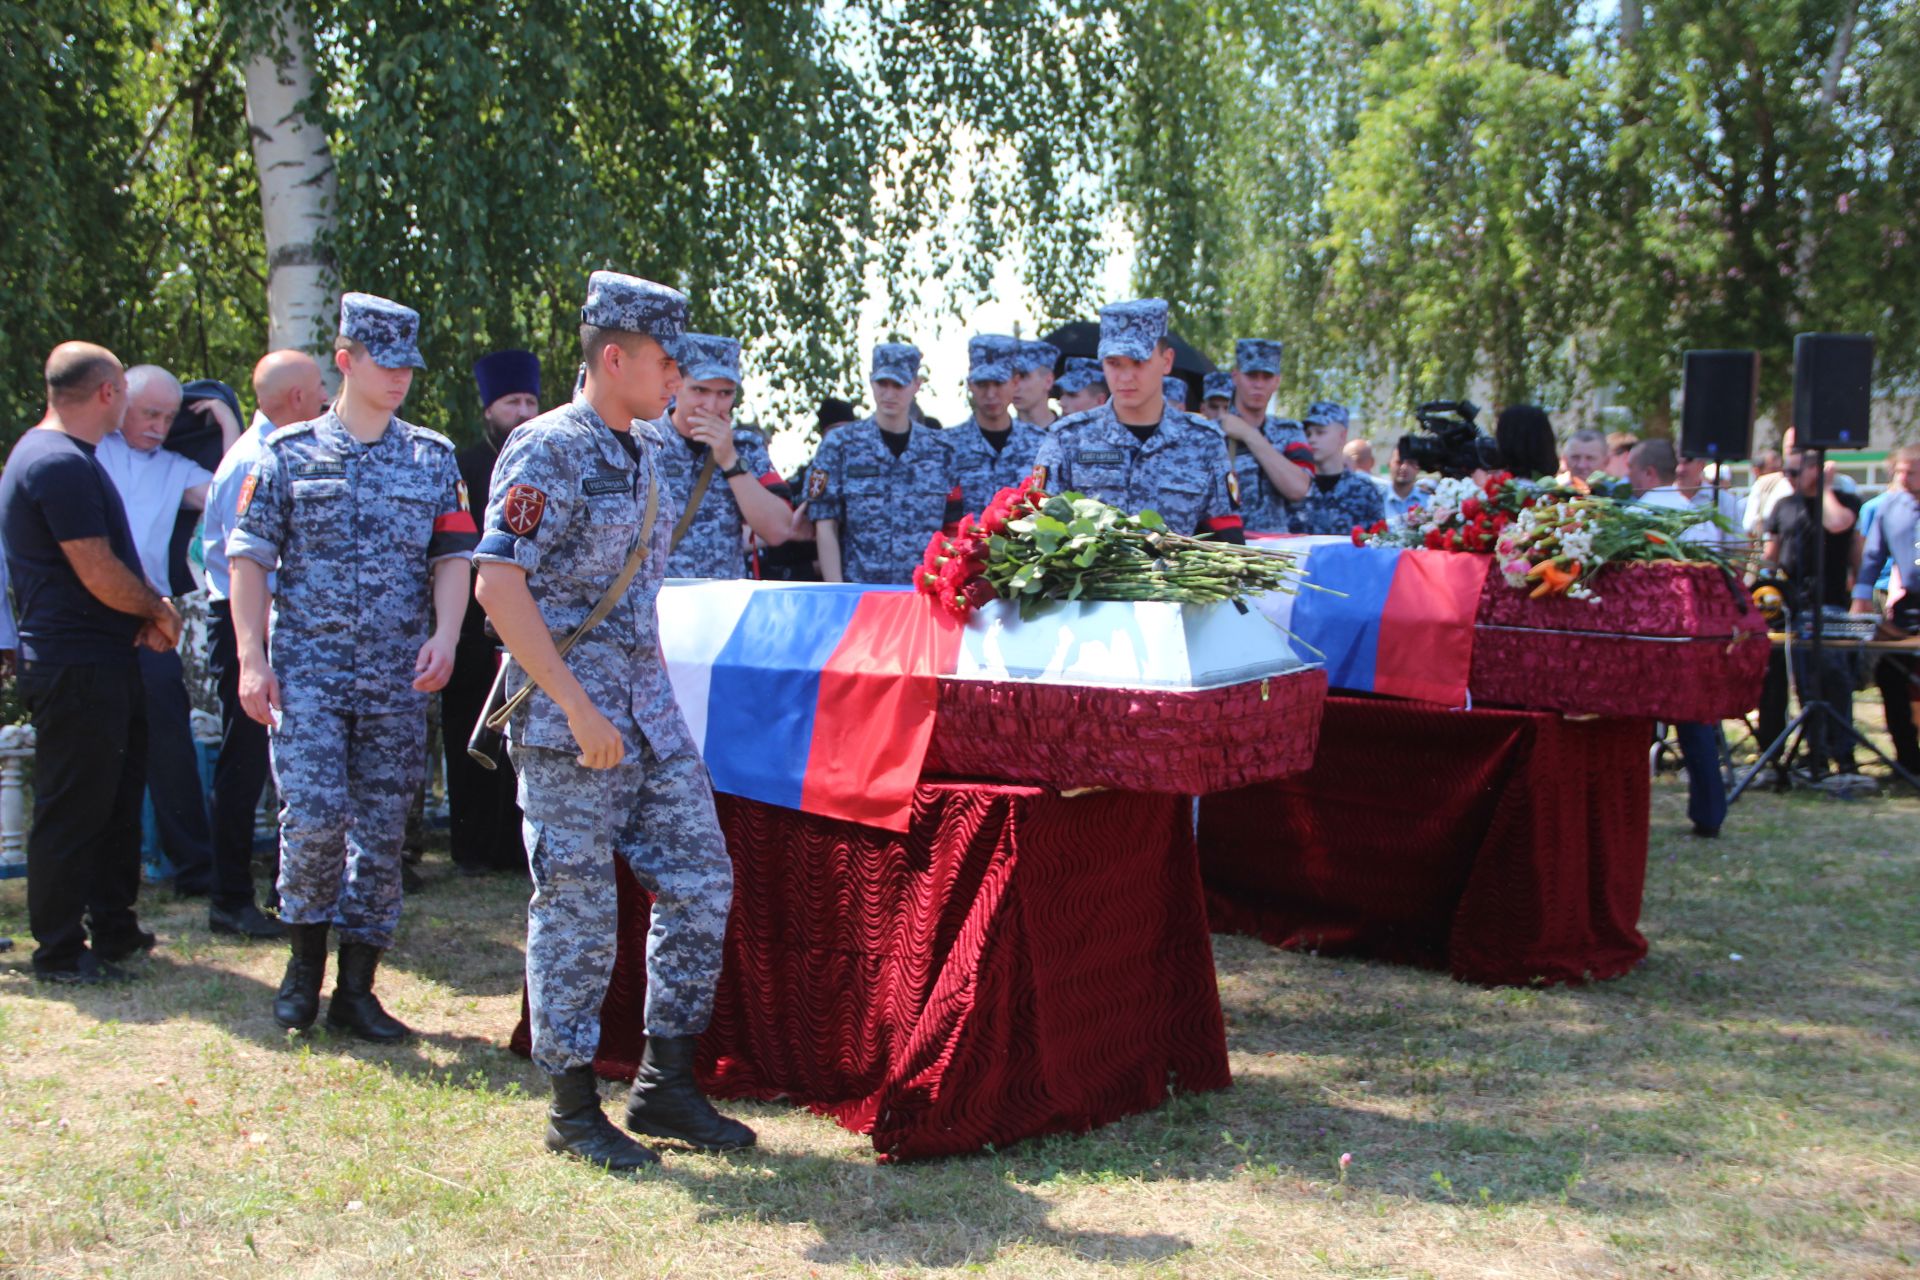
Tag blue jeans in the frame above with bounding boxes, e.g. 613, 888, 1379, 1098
1673, 722, 1727, 833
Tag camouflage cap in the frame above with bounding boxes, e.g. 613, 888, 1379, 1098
870, 342, 923, 386
580, 270, 689, 344
1162, 376, 1189, 409
1052, 356, 1104, 396
966, 334, 1019, 384
1202, 371, 1234, 401
1235, 338, 1284, 375
339, 292, 426, 370
1098, 298, 1169, 361
1304, 399, 1351, 429
1012, 339, 1060, 376
674, 333, 741, 384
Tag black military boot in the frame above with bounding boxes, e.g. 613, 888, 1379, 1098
623, 1035, 756, 1151
272, 922, 330, 1031
546, 1067, 659, 1171
325, 941, 413, 1042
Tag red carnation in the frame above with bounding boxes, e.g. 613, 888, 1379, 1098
961, 576, 998, 610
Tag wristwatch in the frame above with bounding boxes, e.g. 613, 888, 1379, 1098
720, 459, 747, 479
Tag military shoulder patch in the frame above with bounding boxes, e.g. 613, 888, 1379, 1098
807, 468, 828, 500
235, 472, 258, 516
502, 484, 547, 535
456, 478, 471, 512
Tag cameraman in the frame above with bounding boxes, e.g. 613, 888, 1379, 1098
1760, 447, 1862, 778
1285, 402, 1384, 536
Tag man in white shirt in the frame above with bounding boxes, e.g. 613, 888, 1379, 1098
1629, 438, 1728, 836
1673, 453, 1745, 551
96, 365, 221, 905
196, 350, 326, 937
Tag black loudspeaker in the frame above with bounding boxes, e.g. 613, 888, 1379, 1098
1793, 333, 1874, 450
1680, 349, 1758, 460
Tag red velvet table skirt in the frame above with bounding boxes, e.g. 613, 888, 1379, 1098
1198, 696, 1651, 985
511, 781, 1231, 1161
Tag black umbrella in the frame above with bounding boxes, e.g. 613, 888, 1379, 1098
1039, 321, 1218, 406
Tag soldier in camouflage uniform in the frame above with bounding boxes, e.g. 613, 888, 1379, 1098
945, 335, 1048, 511
1200, 371, 1233, 423
1010, 338, 1061, 429
472, 271, 752, 1173
228, 292, 477, 1042
1033, 300, 1245, 542
1217, 338, 1312, 533
1162, 375, 1191, 412
653, 334, 794, 579
1284, 400, 1387, 535
805, 343, 962, 585
1052, 356, 1108, 416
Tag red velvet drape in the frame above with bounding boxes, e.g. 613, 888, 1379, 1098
512, 781, 1230, 1161
1198, 696, 1651, 985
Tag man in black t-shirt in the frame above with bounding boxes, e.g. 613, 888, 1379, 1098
1760, 448, 1862, 774
0, 343, 183, 984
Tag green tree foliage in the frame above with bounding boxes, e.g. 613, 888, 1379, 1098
4, 1, 1119, 444
1, 2, 265, 435
1113, 0, 1920, 436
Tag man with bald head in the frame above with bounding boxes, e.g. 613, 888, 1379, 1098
0, 343, 183, 984
194, 349, 329, 937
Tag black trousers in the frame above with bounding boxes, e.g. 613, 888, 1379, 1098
136, 646, 215, 892
441, 635, 526, 871
1874, 598, 1920, 771
1756, 629, 1859, 773
17, 659, 147, 972
207, 602, 272, 911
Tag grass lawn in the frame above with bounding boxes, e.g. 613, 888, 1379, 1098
0, 767, 1915, 1279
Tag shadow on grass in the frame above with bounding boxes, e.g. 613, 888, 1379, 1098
664, 1144, 1196, 1268
0, 948, 544, 1095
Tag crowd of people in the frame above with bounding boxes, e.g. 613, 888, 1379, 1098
3, 273, 1916, 1172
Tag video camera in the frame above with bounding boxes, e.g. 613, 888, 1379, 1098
1396, 399, 1502, 480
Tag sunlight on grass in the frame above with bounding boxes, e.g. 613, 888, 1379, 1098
1, 769, 1915, 1278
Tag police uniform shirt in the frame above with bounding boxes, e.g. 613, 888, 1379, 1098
227, 408, 476, 713
1032, 401, 1244, 539
651, 416, 787, 580
944, 415, 1048, 512
1227, 415, 1312, 533
1285, 469, 1387, 536
804, 417, 962, 585
471, 397, 690, 759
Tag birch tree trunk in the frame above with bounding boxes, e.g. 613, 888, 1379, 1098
243, 3, 338, 361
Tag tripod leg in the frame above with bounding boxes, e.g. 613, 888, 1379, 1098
1811, 701, 1920, 796
1729, 708, 1819, 803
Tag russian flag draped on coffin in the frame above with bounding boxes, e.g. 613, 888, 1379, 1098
1251, 536, 1488, 707
656, 546, 1484, 832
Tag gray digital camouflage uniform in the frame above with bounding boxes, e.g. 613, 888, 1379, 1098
944, 416, 1047, 511
654, 418, 781, 580
473, 394, 731, 1074
804, 418, 959, 585
1032, 402, 1242, 537
227, 408, 475, 947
